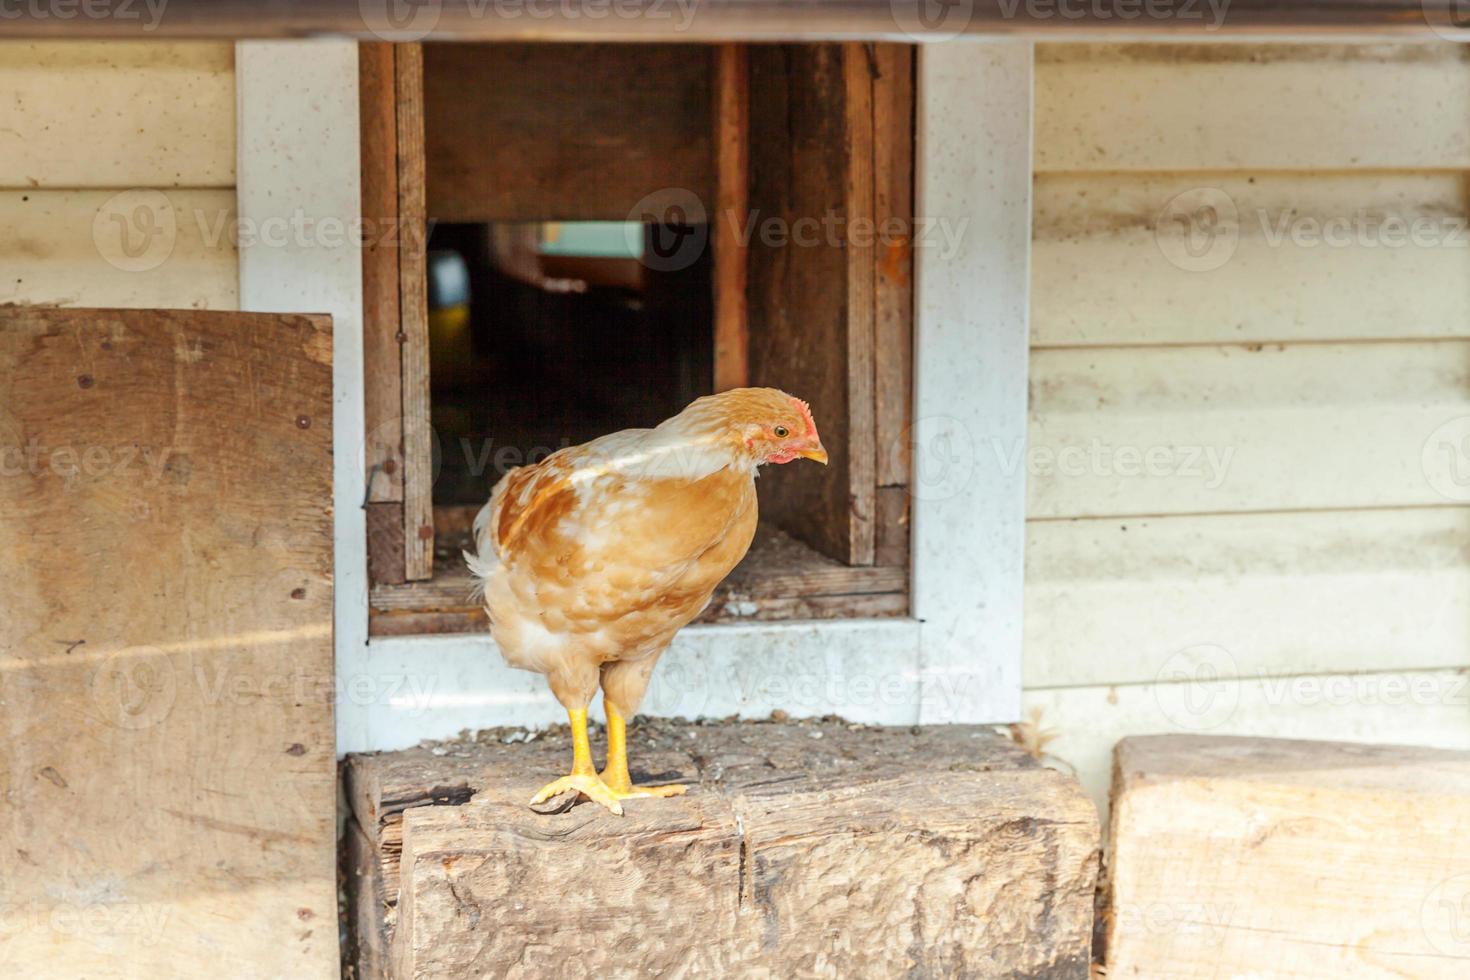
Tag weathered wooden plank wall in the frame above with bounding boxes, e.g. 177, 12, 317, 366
1023, 42, 1470, 815
0, 41, 239, 309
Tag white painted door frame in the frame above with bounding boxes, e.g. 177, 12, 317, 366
234, 39, 1034, 755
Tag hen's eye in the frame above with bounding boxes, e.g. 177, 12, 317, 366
773, 425, 790, 438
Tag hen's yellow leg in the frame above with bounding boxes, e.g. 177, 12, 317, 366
601, 703, 687, 800
529, 708, 625, 815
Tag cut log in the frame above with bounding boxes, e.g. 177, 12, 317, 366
344, 719, 1099, 978
1104, 735, 1470, 979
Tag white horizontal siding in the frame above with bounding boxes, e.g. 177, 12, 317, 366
0, 42, 238, 310
1036, 43, 1470, 173
1028, 340, 1470, 518
0, 42, 235, 189
1, 190, 238, 309
1025, 507, 1470, 689
1027, 42, 1470, 810
1033, 172, 1470, 347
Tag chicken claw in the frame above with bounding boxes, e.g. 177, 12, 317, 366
605, 782, 688, 801
599, 703, 689, 802
529, 773, 625, 816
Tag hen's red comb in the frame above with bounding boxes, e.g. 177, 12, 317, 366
789, 397, 818, 438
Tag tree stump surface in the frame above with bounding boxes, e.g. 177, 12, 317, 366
344, 718, 1099, 979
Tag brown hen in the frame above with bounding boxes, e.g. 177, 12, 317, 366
466, 388, 827, 813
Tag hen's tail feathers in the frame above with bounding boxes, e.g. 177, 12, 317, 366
464, 499, 496, 604
464, 548, 491, 603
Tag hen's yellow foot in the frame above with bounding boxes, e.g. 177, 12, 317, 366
601, 777, 688, 800
528, 773, 624, 816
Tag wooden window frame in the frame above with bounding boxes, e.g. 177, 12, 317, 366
315, 40, 1032, 750
361, 41, 917, 622
361, 41, 433, 585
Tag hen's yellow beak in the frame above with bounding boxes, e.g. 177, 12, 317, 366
798, 444, 829, 465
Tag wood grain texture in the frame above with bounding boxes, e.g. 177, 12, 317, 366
366, 500, 407, 586
0, 41, 235, 188
360, 41, 405, 505
748, 44, 874, 566
844, 43, 877, 566
344, 720, 1098, 979
1104, 735, 1470, 978
1025, 507, 1470, 689
1028, 340, 1470, 518
872, 43, 914, 490
873, 484, 910, 568
1032, 172, 1470, 348
0, 307, 336, 976
423, 44, 712, 222
396, 43, 433, 580
1035, 43, 1470, 172
712, 43, 750, 393
1, 189, 238, 309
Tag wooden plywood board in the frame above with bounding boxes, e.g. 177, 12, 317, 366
747, 44, 874, 565
1103, 735, 1470, 977
1021, 673, 1470, 823
397, 43, 433, 580
0, 307, 336, 976
872, 43, 914, 490
1028, 340, 1470, 518
0, 189, 238, 309
423, 43, 712, 222
1025, 507, 1470, 688
1035, 43, 1470, 172
0, 41, 235, 188
360, 42, 405, 507
1032, 172, 1470, 347
711, 44, 750, 393
344, 721, 1098, 979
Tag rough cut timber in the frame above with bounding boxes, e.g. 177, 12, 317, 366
344, 719, 1099, 978
0, 307, 338, 976
1104, 735, 1470, 979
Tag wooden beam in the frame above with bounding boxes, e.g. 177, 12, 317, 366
1105, 735, 1470, 977
844, 42, 878, 566
712, 43, 750, 393
872, 44, 914, 492
360, 42, 405, 509
345, 722, 1098, 978
396, 41, 434, 580
747, 44, 881, 567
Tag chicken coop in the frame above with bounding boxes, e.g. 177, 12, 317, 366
7, 3, 1470, 978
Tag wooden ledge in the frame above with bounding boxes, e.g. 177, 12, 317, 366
369, 521, 908, 637
344, 719, 1099, 978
